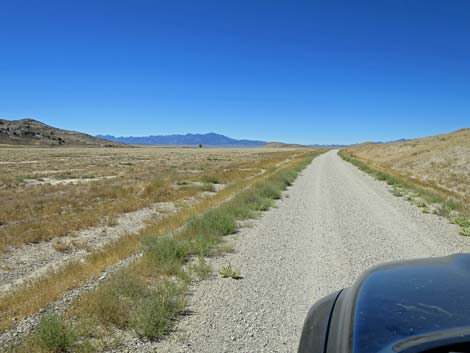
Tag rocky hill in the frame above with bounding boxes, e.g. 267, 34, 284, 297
0, 119, 125, 147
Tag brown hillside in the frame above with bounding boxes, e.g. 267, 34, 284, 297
0, 118, 125, 147
262, 142, 306, 148
344, 128, 470, 199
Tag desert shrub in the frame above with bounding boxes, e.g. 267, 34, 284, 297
185, 209, 237, 239
436, 199, 461, 217
220, 197, 255, 220
384, 175, 399, 185
200, 183, 216, 192
391, 188, 403, 197
132, 280, 186, 339
80, 174, 96, 179
205, 209, 237, 236
187, 231, 220, 257
36, 314, 76, 353
52, 239, 72, 253
176, 208, 236, 257
414, 199, 427, 208
460, 227, 470, 237
142, 179, 165, 197
375, 172, 388, 181
190, 256, 212, 280
143, 237, 190, 275
240, 192, 274, 212
444, 199, 462, 211
201, 175, 220, 184
89, 273, 148, 328
452, 217, 470, 228
277, 170, 298, 187
256, 183, 282, 200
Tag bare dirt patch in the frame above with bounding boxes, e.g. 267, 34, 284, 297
22, 175, 118, 186
0, 201, 177, 294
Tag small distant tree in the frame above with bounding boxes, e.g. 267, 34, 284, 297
198, 144, 203, 148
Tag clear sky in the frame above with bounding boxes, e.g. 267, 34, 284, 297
1, 1, 469, 144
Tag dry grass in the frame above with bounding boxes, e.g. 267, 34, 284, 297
0, 146, 320, 333
344, 128, 470, 200
0, 146, 302, 252
341, 129, 470, 233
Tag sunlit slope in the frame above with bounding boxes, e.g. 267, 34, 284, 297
344, 128, 470, 199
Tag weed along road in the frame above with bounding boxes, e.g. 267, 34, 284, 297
155, 150, 470, 353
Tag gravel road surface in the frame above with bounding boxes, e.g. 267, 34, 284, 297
154, 150, 470, 353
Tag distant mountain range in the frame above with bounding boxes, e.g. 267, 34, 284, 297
97, 133, 351, 148
307, 144, 347, 148
0, 118, 351, 148
376, 138, 409, 144
96, 133, 268, 147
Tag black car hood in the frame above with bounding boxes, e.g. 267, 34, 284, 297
299, 254, 470, 353
351, 254, 470, 353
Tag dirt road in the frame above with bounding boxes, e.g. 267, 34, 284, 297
154, 150, 470, 353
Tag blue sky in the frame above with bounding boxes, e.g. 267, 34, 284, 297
1, 1, 469, 144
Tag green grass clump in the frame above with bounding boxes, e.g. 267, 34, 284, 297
201, 175, 220, 184
36, 314, 76, 353
238, 192, 274, 212
277, 170, 297, 187
452, 216, 470, 228
200, 208, 237, 236
133, 280, 186, 339
82, 272, 186, 340
200, 183, 216, 192
185, 209, 237, 239
90, 273, 148, 329
256, 183, 282, 200
219, 263, 242, 279
444, 199, 461, 210
433, 199, 462, 218
189, 256, 212, 280
80, 174, 96, 180
460, 227, 470, 237
174, 208, 237, 257
374, 172, 399, 186
221, 197, 257, 220
143, 237, 190, 275
391, 188, 403, 197
187, 231, 220, 257
414, 199, 427, 208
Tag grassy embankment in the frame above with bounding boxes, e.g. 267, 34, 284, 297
339, 150, 470, 236
5, 151, 322, 352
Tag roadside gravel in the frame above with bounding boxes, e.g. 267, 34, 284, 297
152, 150, 470, 353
